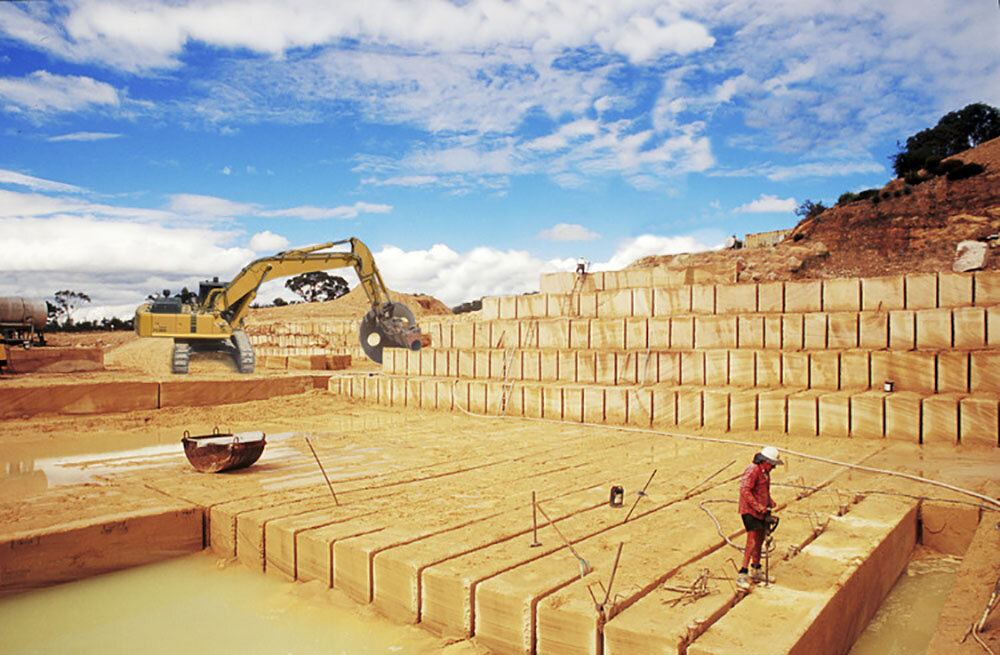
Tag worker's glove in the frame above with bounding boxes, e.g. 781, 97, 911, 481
763, 512, 779, 534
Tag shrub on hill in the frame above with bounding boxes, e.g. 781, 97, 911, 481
892, 102, 1000, 178
946, 162, 986, 181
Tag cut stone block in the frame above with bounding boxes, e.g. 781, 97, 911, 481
695, 315, 737, 349
862, 275, 904, 311
764, 315, 782, 349
568, 319, 590, 349
937, 351, 969, 393
517, 293, 547, 318
636, 351, 657, 385
453, 323, 474, 349
680, 351, 705, 385
542, 386, 563, 420
782, 314, 804, 350
803, 313, 828, 349
546, 294, 576, 318
436, 380, 455, 411
420, 379, 437, 408
676, 388, 703, 427
595, 352, 617, 385
647, 317, 670, 349
782, 352, 810, 388
521, 351, 541, 381
627, 388, 653, 426
704, 350, 729, 386
840, 350, 871, 390
959, 396, 999, 448
616, 352, 638, 385
602, 270, 625, 289
757, 282, 784, 313
905, 273, 938, 310
583, 387, 604, 423
691, 284, 716, 314
481, 296, 500, 320
158, 378, 312, 410
475, 351, 491, 379
729, 350, 755, 388
756, 351, 782, 388
563, 387, 583, 422
523, 385, 543, 419
810, 351, 840, 390
591, 319, 625, 350
576, 292, 598, 318
406, 379, 422, 407
787, 393, 819, 435
828, 312, 859, 349
784, 280, 822, 313
716, 283, 757, 313
521, 320, 541, 349
652, 267, 685, 287
557, 351, 577, 383
539, 272, 571, 294
597, 289, 633, 318
952, 307, 986, 348
990, 308, 1000, 347
625, 318, 648, 350
738, 315, 764, 349
871, 351, 936, 393
420, 349, 435, 376
624, 269, 653, 288
657, 352, 680, 385
576, 352, 596, 384
491, 321, 518, 348
651, 387, 676, 426
537, 319, 570, 349
818, 392, 851, 437
456, 350, 474, 379
468, 381, 488, 413
653, 286, 692, 316
922, 394, 960, 445
605, 388, 628, 424
670, 316, 695, 349
858, 312, 888, 349
974, 270, 1000, 306
885, 391, 922, 442
499, 295, 518, 319
888, 311, 915, 350
915, 309, 952, 349
938, 272, 973, 308
473, 322, 490, 349
823, 278, 861, 312
540, 351, 558, 382
970, 351, 1000, 393
757, 391, 787, 433
632, 288, 653, 317
730, 390, 758, 431
851, 391, 885, 438
702, 389, 729, 431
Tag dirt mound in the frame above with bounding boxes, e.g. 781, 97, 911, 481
105, 337, 239, 377
634, 136, 1000, 281
247, 287, 452, 324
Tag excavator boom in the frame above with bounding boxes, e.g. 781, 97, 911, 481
135, 237, 421, 373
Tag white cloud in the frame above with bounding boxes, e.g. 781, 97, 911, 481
0, 70, 119, 113
714, 159, 884, 181
220, 165, 232, 175
249, 230, 290, 252
595, 234, 718, 271
47, 131, 122, 142
734, 194, 797, 213
0, 169, 84, 193
168, 193, 255, 218
258, 202, 392, 220
537, 223, 601, 242
361, 175, 440, 188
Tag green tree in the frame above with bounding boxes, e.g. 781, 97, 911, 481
795, 199, 827, 220
892, 103, 1000, 177
284, 272, 349, 302
52, 290, 91, 326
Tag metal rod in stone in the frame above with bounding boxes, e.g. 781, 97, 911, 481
623, 468, 657, 523
683, 460, 736, 498
601, 541, 625, 612
530, 490, 541, 547
536, 501, 591, 577
305, 436, 339, 506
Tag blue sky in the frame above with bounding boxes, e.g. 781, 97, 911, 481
1, 1, 997, 319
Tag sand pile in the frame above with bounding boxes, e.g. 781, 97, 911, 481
247, 286, 452, 324
105, 338, 238, 377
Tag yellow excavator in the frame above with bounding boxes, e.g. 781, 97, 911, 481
134, 238, 422, 373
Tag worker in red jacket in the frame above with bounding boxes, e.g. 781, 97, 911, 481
737, 446, 782, 588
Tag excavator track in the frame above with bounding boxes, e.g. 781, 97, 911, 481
172, 342, 191, 374
232, 329, 255, 374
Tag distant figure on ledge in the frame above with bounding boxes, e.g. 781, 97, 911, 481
737, 446, 781, 589
576, 256, 589, 275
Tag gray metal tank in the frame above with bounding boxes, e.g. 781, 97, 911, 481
0, 297, 48, 328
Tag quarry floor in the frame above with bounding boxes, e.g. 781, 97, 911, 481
1, 382, 999, 654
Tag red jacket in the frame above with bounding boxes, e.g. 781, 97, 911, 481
738, 462, 773, 519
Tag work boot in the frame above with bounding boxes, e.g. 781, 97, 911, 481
750, 566, 770, 584
736, 572, 752, 590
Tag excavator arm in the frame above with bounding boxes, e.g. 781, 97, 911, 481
135, 237, 421, 373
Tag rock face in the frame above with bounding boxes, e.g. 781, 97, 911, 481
954, 240, 989, 272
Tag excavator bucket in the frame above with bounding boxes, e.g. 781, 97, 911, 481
359, 301, 422, 364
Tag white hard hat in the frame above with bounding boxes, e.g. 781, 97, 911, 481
760, 446, 782, 465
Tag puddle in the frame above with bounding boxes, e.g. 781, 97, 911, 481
849, 554, 961, 655
0, 552, 456, 655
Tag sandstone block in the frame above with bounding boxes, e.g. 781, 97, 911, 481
563, 387, 583, 422
828, 313, 859, 349
419, 350, 435, 376
757, 391, 787, 433
818, 392, 851, 437
538, 272, 575, 294
803, 313, 828, 349
677, 389, 703, 428
517, 294, 547, 318
990, 308, 1000, 347
647, 317, 670, 349
729, 391, 758, 431
568, 319, 590, 349
597, 289, 633, 318
576, 292, 598, 318
453, 323, 474, 349
670, 316, 695, 349
653, 286, 692, 316
953, 307, 986, 348
757, 282, 784, 312
764, 315, 782, 349
457, 350, 475, 379
520, 320, 540, 348
691, 284, 716, 314
481, 297, 501, 320
782, 352, 810, 388
636, 351, 657, 384
756, 351, 782, 388
657, 352, 681, 385
435, 379, 454, 411
406, 379, 422, 408
974, 270, 1000, 306
782, 314, 804, 350
703, 389, 729, 431
738, 316, 764, 349
938, 272, 973, 308
859, 312, 888, 349
627, 388, 653, 427
885, 392, 922, 442
862, 275, 904, 311
905, 273, 938, 310
871, 351, 936, 393
523, 385, 543, 419
557, 351, 577, 382
546, 294, 576, 318
602, 270, 625, 289
390, 377, 407, 407
823, 278, 861, 312
541, 386, 562, 419
840, 350, 871, 390
583, 387, 604, 423
537, 319, 570, 349
616, 352, 638, 385
652, 267, 685, 287
158, 378, 310, 410
937, 351, 969, 393
915, 309, 952, 349
971, 351, 1000, 393
624, 269, 653, 288
625, 318, 648, 350
716, 283, 757, 313
577, 352, 596, 384
922, 394, 960, 445
680, 351, 705, 386
490, 321, 516, 348
540, 351, 558, 382
591, 319, 625, 350
959, 396, 999, 448
695, 315, 737, 349
420, 379, 437, 408
605, 388, 628, 425
729, 350, 755, 387
521, 351, 541, 382
595, 352, 617, 385
475, 351, 491, 379
652, 387, 677, 427
632, 288, 653, 317
888, 311, 916, 350
704, 350, 729, 386
851, 391, 885, 438
785, 280, 822, 313
787, 393, 819, 435
810, 351, 840, 390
